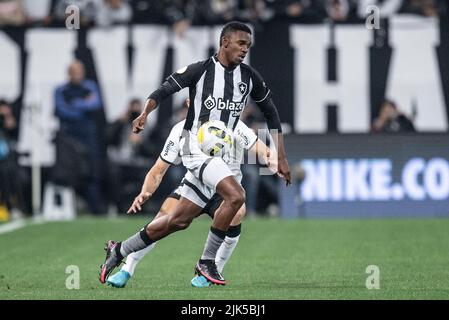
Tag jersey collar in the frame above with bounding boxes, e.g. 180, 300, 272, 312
212, 54, 238, 72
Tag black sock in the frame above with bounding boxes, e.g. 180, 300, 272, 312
226, 224, 241, 238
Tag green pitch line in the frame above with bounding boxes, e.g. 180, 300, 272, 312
1, 216, 449, 299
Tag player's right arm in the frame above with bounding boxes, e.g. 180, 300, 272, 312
127, 157, 171, 214
132, 61, 206, 134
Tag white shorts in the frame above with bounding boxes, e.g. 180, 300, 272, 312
181, 170, 243, 208
180, 131, 234, 190
179, 131, 242, 208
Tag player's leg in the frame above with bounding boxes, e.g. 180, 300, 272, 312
121, 196, 180, 274
181, 134, 245, 285
215, 203, 246, 273
100, 196, 202, 283
180, 155, 244, 285
195, 175, 245, 285
107, 197, 179, 288
191, 202, 246, 287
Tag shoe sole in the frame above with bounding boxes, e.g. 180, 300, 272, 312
191, 279, 211, 288
107, 281, 126, 288
195, 266, 226, 286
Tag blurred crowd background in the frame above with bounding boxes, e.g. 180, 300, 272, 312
0, 0, 446, 29
1, 0, 448, 221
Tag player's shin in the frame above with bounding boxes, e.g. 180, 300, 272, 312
117, 227, 155, 260
121, 243, 156, 276
215, 224, 241, 273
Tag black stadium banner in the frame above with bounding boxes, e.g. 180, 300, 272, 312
0, 17, 448, 166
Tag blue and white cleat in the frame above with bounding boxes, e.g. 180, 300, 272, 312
191, 275, 212, 288
106, 270, 131, 288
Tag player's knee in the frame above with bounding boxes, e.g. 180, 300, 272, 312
228, 188, 245, 210
168, 215, 192, 231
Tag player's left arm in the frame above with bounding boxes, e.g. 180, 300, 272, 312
250, 69, 291, 185
249, 139, 278, 175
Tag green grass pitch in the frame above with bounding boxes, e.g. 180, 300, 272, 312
1, 216, 449, 299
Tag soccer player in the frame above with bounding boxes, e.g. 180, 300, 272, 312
100, 21, 291, 285
106, 113, 269, 288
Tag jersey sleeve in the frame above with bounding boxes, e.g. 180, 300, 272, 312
166, 61, 206, 90
159, 122, 184, 164
234, 120, 258, 150
249, 67, 270, 103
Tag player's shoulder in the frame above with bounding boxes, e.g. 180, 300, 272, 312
239, 62, 257, 74
174, 57, 212, 83
240, 63, 264, 81
183, 57, 213, 73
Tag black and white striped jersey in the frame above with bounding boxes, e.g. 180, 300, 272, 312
166, 54, 270, 133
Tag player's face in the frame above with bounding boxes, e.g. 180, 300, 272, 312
224, 31, 252, 65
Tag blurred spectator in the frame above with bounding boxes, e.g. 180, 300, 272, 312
325, 0, 351, 21
285, 0, 306, 17
105, 98, 156, 212
0, 0, 26, 26
357, 0, 403, 18
54, 59, 106, 214
164, 0, 196, 37
164, 0, 265, 37
106, 98, 154, 164
21, 0, 52, 25
210, 0, 238, 21
400, 0, 439, 17
0, 99, 27, 218
0, 99, 17, 139
371, 99, 416, 133
130, 0, 167, 23
95, 0, 132, 27
266, 0, 311, 19
239, 0, 269, 22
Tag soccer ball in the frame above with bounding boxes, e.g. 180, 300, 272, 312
197, 120, 234, 157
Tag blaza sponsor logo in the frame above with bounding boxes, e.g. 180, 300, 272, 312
204, 96, 244, 117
